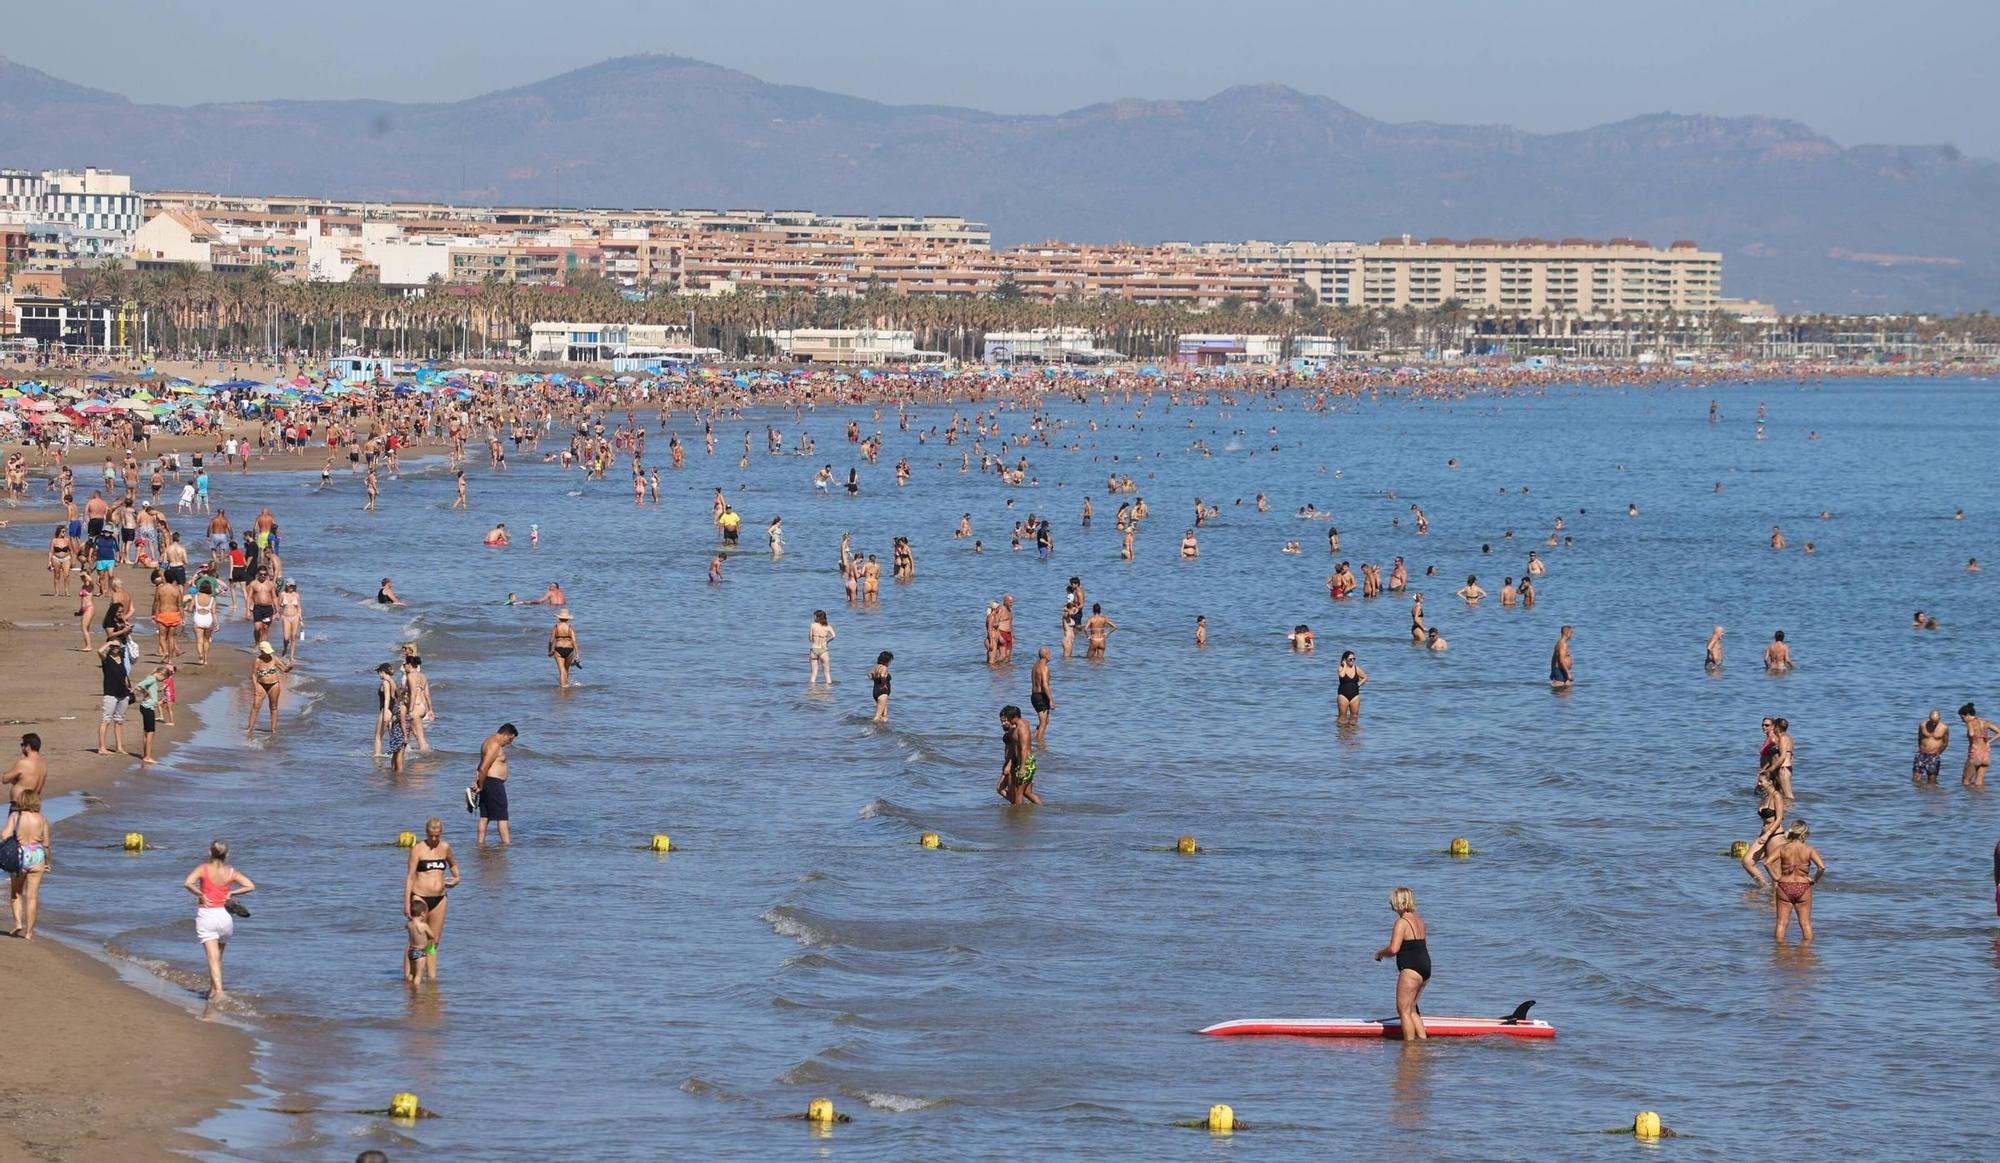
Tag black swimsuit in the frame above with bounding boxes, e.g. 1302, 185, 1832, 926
1396, 936, 1432, 981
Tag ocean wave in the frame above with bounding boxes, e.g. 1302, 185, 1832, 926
856, 1091, 950, 1113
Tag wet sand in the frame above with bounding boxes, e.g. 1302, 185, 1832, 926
0, 540, 255, 1161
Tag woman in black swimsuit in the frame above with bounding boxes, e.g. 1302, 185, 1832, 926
1336, 651, 1368, 721
1374, 886, 1430, 1040
869, 651, 893, 723
403, 817, 460, 968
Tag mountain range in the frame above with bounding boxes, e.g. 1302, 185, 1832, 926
3, 53, 1997, 313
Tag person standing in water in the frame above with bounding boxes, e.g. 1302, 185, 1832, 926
808, 610, 836, 684
183, 840, 253, 998
474, 724, 518, 847
869, 651, 893, 722
403, 817, 459, 977
548, 610, 581, 688
1960, 703, 1996, 788
1705, 626, 1724, 670
998, 704, 1041, 806
1373, 886, 1429, 1041
1913, 710, 1949, 784
1549, 625, 1574, 689
1336, 651, 1368, 721
1030, 647, 1054, 747
1762, 821, 1825, 942
1764, 630, 1793, 673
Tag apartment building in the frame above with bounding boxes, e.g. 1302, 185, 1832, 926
0, 168, 143, 235
1174, 237, 1722, 316
146, 191, 992, 250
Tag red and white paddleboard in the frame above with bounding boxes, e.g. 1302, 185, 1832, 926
1200, 1001, 1554, 1040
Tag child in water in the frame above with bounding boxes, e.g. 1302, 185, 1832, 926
405, 897, 436, 984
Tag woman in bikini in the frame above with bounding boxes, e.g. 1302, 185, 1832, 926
548, 610, 580, 689
278, 579, 304, 661
403, 817, 459, 980
807, 610, 836, 684
189, 579, 220, 666
75, 584, 95, 652
246, 641, 291, 737
1373, 886, 1430, 1040
1762, 821, 1825, 942
3, 790, 50, 940
47, 525, 73, 597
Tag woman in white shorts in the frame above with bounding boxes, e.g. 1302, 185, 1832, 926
183, 840, 254, 998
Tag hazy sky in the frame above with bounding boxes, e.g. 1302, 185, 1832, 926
15, 0, 2000, 157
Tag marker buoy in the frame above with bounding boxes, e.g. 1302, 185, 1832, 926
807, 1097, 836, 1125
920, 832, 941, 849
1176, 835, 1199, 855
390, 1092, 420, 1121
1207, 1104, 1235, 1132
122, 833, 145, 852
1448, 837, 1471, 858
649, 835, 672, 852
397, 832, 417, 848
1634, 1111, 1662, 1140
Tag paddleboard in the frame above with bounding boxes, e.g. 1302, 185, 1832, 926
1201, 1000, 1553, 1040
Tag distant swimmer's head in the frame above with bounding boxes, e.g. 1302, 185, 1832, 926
1389, 886, 1417, 914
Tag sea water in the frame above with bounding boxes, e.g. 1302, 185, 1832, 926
17, 376, 2000, 1160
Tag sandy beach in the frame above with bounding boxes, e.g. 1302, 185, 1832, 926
0, 529, 258, 1161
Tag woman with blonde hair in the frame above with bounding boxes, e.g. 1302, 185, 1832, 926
1373, 886, 1430, 1040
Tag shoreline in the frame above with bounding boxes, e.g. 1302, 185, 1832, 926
0, 531, 264, 1161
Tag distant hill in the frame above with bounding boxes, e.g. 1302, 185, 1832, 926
3, 53, 1996, 313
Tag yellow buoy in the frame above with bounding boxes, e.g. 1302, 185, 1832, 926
920, 832, 941, 849
807, 1097, 836, 1125
122, 833, 145, 852
1176, 835, 1198, 855
1207, 1103, 1235, 1132
1729, 840, 1749, 859
1448, 837, 1471, 858
649, 835, 672, 852
1634, 1110, 1662, 1140
389, 1092, 420, 1120
397, 831, 417, 848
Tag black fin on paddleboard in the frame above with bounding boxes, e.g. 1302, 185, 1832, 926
1502, 1000, 1535, 1024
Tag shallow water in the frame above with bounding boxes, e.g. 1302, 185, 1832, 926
18, 375, 2000, 1160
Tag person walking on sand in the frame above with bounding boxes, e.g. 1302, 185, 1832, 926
1761, 821, 1825, 942
4, 734, 47, 810
1373, 886, 1430, 1041
183, 840, 253, 998
869, 651, 894, 722
473, 724, 518, 847
548, 610, 580, 688
403, 817, 459, 979
96, 635, 134, 756
808, 610, 836, 684
246, 641, 291, 738
3, 790, 51, 940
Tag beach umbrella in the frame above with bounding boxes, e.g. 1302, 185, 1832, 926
150, 402, 176, 414
37, 412, 73, 424
23, 398, 55, 411
0, 411, 19, 425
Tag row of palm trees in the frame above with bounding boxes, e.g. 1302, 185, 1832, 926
46, 265, 2000, 363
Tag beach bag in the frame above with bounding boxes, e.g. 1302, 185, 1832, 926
0, 836, 20, 875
